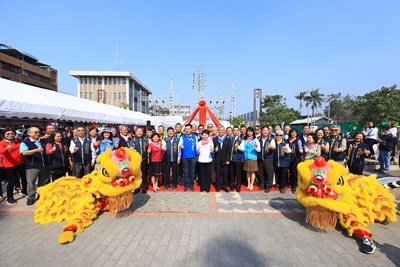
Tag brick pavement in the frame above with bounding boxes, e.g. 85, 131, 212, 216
0, 189, 399, 267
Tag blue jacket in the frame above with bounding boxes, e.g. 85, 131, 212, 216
181, 134, 197, 159
165, 136, 179, 163
243, 139, 258, 161
273, 140, 290, 167
23, 139, 45, 169
130, 136, 149, 161
329, 136, 345, 161
72, 137, 92, 165
257, 136, 274, 160
48, 143, 69, 169
98, 139, 114, 155
347, 141, 369, 167
229, 136, 243, 162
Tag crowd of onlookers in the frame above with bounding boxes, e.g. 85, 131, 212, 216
0, 120, 399, 205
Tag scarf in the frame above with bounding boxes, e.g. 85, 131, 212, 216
217, 135, 226, 144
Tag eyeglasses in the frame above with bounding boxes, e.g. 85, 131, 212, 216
33, 131, 40, 134
255, 128, 260, 131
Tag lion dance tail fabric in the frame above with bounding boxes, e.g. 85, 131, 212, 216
34, 148, 142, 244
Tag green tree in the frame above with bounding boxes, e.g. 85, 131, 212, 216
295, 91, 308, 115
304, 88, 325, 119
230, 116, 247, 127
259, 95, 300, 126
352, 85, 400, 123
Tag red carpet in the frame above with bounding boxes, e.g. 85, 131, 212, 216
145, 182, 291, 193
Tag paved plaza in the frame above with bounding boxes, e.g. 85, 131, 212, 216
0, 186, 399, 267
0, 160, 399, 266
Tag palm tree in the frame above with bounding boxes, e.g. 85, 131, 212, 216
295, 91, 308, 115
308, 88, 325, 121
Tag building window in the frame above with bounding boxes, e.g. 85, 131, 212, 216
89, 92, 93, 100
84, 77, 87, 84
84, 92, 88, 99
80, 92, 84, 98
113, 92, 117, 99
104, 77, 108, 85
113, 78, 116, 84
98, 78, 102, 85
122, 93, 126, 99
122, 78, 126, 84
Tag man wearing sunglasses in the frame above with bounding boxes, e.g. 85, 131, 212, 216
20, 127, 47, 205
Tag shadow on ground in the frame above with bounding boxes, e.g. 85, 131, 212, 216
116, 192, 150, 218
207, 237, 268, 266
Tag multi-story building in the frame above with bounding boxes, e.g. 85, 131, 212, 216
70, 71, 152, 114
0, 43, 58, 91
150, 104, 192, 119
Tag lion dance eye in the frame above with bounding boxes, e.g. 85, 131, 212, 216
337, 176, 344, 186
101, 168, 110, 177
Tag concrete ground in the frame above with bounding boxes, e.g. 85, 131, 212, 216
0, 157, 399, 267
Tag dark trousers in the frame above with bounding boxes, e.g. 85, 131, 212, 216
177, 162, 184, 185
228, 161, 242, 189
258, 158, 274, 189
164, 161, 178, 188
4, 164, 27, 199
275, 167, 288, 190
215, 162, 228, 189
365, 138, 377, 156
348, 165, 364, 175
50, 167, 67, 181
288, 158, 300, 189
141, 160, 149, 191
73, 163, 91, 178
199, 162, 211, 191
182, 157, 196, 189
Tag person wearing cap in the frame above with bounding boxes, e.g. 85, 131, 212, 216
69, 127, 96, 178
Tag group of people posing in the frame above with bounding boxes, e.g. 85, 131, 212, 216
0, 120, 399, 205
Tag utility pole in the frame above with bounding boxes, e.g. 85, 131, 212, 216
253, 88, 262, 126
231, 80, 236, 118
192, 66, 206, 103
169, 79, 174, 115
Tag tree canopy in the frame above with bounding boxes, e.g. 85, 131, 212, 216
351, 85, 400, 123
259, 95, 300, 126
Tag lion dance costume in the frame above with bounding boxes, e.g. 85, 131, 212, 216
34, 148, 142, 244
297, 156, 397, 253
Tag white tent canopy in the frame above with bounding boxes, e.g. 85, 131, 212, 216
0, 78, 158, 125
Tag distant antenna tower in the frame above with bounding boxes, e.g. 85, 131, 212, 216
231, 80, 236, 118
169, 79, 174, 114
192, 66, 207, 102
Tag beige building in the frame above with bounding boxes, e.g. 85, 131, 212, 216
70, 71, 152, 113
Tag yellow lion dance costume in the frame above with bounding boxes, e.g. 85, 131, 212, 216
34, 148, 142, 244
297, 156, 397, 254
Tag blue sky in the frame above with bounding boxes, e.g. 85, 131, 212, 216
2, 1, 400, 117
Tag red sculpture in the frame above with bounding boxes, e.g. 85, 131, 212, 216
183, 100, 221, 127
